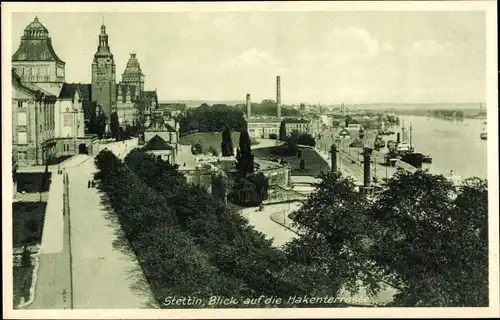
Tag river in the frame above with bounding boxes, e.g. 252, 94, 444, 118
393, 115, 487, 179
318, 115, 488, 180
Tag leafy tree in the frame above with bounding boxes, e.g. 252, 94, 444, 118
21, 245, 31, 268
235, 131, 254, 175
208, 145, 219, 157
95, 109, 107, 138
279, 121, 287, 141
178, 104, 247, 134
369, 171, 488, 307
284, 171, 378, 298
221, 127, 234, 157
211, 173, 227, 202
110, 112, 121, 140
191, 143, 203, 155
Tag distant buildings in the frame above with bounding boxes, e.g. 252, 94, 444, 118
246, 76, 282, 139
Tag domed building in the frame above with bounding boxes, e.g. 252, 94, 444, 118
12, 17, 66, 96
11, 17, 99, 167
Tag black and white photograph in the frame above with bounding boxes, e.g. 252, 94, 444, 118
2, 1, 499, 319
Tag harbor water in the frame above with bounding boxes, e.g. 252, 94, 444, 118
393, 116, 487, 179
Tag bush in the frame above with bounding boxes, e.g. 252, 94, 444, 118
191, 143, 203, 155
269, 133, 278, 139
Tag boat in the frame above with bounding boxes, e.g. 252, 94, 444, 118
389, 122, 432, 169
480, 121, 487, 140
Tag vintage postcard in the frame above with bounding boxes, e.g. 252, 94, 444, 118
2, 1, 499, 319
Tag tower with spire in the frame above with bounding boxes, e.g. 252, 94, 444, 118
91, 22, 116, 121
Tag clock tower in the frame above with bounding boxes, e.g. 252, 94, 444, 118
91, 23, 116, 122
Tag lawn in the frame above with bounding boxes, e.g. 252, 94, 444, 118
12, 202, 47, 247
179, 132, 259, 153
15, 172, 52, 193
13, 265, 34, 307
253, 145, 330, 177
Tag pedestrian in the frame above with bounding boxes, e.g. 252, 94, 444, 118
88, 180, 91, 188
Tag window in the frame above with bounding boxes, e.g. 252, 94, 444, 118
18, 132, 27, 144
17, 112, 27, 126
17, 101, 23, 108
18, 151, 27, 160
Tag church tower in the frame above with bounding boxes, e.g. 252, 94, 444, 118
91, 23, 116, 120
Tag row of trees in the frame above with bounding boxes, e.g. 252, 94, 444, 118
94, 147, 488, 307
237, 100, 301, 118
95, 149, 303, 306
286, 170, 488, 307
179, 104, 247, 134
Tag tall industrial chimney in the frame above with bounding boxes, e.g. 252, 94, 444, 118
276, 76, 281, 120
246, 94, 251, 119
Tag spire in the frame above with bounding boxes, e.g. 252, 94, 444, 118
95, 22, 113, 58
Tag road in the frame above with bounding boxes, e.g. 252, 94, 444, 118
26, 138, 157, 309
240, 202, 300, 248
66, 138, 158, 309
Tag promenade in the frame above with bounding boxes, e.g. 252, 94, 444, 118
68, 138, 158, 309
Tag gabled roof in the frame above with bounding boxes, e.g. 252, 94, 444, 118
143, 135, 173, 151
59, 83, 81, 99
77, 83, 92, 101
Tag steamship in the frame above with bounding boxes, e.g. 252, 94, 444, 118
385, 122, 432, 168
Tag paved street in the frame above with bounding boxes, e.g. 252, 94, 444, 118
65, 138, 158, 309
240, 202, 300, 248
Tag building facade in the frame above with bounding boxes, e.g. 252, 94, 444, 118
12, 70, 57, 166
12, 17, 99, 166
284, 118, 311, 136
245, 76, 283, 139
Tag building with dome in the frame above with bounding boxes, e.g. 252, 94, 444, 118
12, 17, 66, 96
12, 17, 99, 167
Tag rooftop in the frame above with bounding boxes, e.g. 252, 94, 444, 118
12, 17, 65, 63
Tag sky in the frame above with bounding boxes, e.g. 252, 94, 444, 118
11, 11, 486, 105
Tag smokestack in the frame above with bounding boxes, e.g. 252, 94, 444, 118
246, 94, 251, 119
276, 76, 281, 120
363, 148, 371, 187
